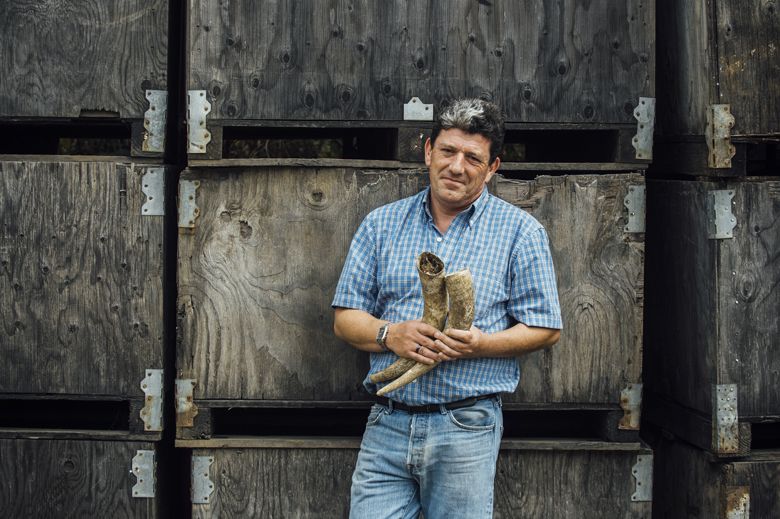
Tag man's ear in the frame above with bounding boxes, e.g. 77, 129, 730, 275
424, 138, 432, 166
485, 157, 501, 183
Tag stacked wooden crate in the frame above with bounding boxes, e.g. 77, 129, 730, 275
176, 1, 656, 516
645, 1, 780, 516
0, 1, 170, 516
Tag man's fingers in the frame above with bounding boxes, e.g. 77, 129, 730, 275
443, 328, 473, 342
413, 346, 436, 365
433, 339, 461, 358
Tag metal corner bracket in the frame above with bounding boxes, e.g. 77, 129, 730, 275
141, 168, 165, 216
631, 454, 653, 502
624, 185, 646, 233
187, 90, 212, 153
143, 90, 167, 153
139, 369, 163, 432
404, 97, 433, 121
176, 378, 198, 428
132, 450, 156, 498
178, 180, 201, 229
707, 190, 737, 239
632, 97, 655, 160
706, 104, 736, 168
714, 384, 739, 454
725, 486, 750, 519
619, 383, 643, 430
192, 456, 215, 504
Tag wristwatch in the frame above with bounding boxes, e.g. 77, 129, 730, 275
376, 323, 391, 350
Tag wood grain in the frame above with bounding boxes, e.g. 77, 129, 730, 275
0, 439, 160, 518
192, 443, 651, 518
188, 0, 654, 123
0, 0, 168, 118
0, 160, 164, 396
495, 174, 645, 405
177, 167, 425, 400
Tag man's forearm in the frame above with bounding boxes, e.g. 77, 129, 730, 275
478, 322, 560, 357
333, 308, 385, 352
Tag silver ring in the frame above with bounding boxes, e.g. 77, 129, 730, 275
415, 345, 422, 355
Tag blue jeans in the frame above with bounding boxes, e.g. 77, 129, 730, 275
350, 397, 503, 519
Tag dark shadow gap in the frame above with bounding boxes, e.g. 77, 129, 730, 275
0, 399, 130, 431
0, 121, 131, 155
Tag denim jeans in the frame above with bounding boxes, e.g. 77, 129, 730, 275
350, 396, 503, 519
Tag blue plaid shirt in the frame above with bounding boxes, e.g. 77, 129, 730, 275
333, 186, 562, 405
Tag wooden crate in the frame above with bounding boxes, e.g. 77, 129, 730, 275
644, 178, 780, 456
652, 436, 780, 518
183, 438, 652, 518
657, 0, 780, 139
0, 159, 165, 434
187, 0, 654, 124
0, 438, 163, 518
0, 1, 168, 120
176, 164, 645, 438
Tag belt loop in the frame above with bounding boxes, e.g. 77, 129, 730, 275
387, 399, 394, 414
439, 404, 447, 415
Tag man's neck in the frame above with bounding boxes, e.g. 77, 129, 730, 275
429, 191, 480, 234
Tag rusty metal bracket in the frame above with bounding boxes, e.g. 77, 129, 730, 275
707, 190, 737, 240
631, 97, 655, 160
706, 104, 736, 168
187, 90, 212, 153
631, 455, 653, 502
141, 168, 165, 216
192, 456, 215, 504
403, 97, 433, 121
726, 487, 750, 519
619, 383, 642, 430
714, 384, 739, 454
139, 369, 163, 432
143, 90, 167, 153
132, 450, 156, 498
623, 186, 646, 233
176, 378, 198, 428
178, 180, 201, 229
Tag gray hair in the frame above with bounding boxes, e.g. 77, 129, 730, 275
432, 98, 505, 162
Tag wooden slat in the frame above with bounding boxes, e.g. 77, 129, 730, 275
0, 439, 161, 518
188, 0, 654, 123
0, 1, 168, 119
0, 161, 164, 395
496, 174, 645, 404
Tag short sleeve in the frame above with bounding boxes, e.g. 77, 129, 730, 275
332, 215, 379, 314
508, 227, 563, 329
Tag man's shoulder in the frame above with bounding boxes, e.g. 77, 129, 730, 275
365, 189, 425, 224
484, 191, 546, 238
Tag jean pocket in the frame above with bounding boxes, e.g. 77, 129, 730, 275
447, 403, 496, 431
366, 404, 386, 426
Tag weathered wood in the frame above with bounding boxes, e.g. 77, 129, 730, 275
0, 1, 168, 119
191, 442, 651, 518
656, 0, 780, 138
0, 160, 164, 396
496, 174, 645, 405
0, 439, 161, 518
653, 437, 780, 518
644, 178, 780, 451
177, 167, 425, 400
188, 0, 654, 123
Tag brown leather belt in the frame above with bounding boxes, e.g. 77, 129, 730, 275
375, 393, 498, 413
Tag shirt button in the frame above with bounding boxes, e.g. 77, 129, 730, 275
436, 237, 443, 242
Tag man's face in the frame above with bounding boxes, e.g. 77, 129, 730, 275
425, 128, 500, 213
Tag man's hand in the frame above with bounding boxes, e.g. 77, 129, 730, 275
432, 326, 485, 360
386, 321, 441, 365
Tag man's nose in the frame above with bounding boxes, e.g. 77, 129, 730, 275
450, 153, 466, 174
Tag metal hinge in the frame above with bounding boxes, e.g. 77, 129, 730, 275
143, 90, 167, 153
707, 190, 737, 239
632, 97, 655, 160
176, 378, 198, 428
619, 383, 642, 430
132, 450, 156, 498
178, 180, 201, 228
404, 97, 433, 121
187, 90, 212, 153
706, 104, 736, 168
726, 487, 750, 519
139, 369, 163, 432
141, 168, 165, 216
192, 456, 215, 504
631, 454, 653, 502
714, 384, 739, 454
624, 185, 646, 233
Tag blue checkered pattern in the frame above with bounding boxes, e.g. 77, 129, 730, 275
333, 186, 563, 405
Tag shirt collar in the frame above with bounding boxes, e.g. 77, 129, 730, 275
421, 186, 490, 227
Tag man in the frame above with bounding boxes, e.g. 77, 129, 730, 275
332, 98, 562, 518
